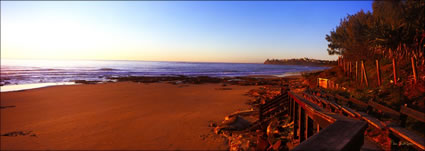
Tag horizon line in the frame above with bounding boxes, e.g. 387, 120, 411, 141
1, 57, 338, 64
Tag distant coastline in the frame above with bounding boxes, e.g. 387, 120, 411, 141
264, 58, 336, 67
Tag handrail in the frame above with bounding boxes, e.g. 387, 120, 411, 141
314, 91, 425, 150
400, 106, 425, 123
332, 93, 425, 123
289, 92, 367, 151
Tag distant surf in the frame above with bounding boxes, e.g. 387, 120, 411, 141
1, 59, 328, 91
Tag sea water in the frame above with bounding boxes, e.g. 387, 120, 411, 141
1, 59, 328, 92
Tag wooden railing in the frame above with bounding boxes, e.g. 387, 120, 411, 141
256, 87, 423, 150
287, 91, 367, 150
316, 91, 425, 150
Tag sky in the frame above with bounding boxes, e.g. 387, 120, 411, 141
1, 1, 372, 63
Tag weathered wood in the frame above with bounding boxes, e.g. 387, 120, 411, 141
292, 119, 367, 151
290, 93, 335, 129
400, 106, 425, 122
293, 101, 299, 139
292, 90, 424, 151
361, 60, 369, 87
411, 57, 417, 84
388, 125, 425, 150
339, 105, 361, 118
356, 61, 358, 81
349, 98, 369, 108
315, 94, 361, 118
392, 58, 397, 85
368, 100, 400, 117
358, 111, 385, 130
376, 60, 381, 86
307, 115, 314, 138
300, 106, 306, 142
333, 94, 368, 107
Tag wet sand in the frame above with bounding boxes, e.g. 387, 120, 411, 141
1, 82, 257, 150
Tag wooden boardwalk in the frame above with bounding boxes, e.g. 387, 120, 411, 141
256, 86, 424, 150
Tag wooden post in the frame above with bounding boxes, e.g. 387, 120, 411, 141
356, 61, 358, 81
306, 115, 314, 138
293, 102, 298, 139
360, 62, 364, 85
361, 60, 369, 87
300, 106, 306, 142
411, 57, 417, 84
392, 58, 397, 85
376, 60, 381, 86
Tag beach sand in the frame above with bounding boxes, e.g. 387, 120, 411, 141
1, 82, 258, 150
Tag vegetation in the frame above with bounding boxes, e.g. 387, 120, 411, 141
264, 58, 335, 66
304, 1, 425, 138
326, 0, 425, 64
324, 0, 424, 111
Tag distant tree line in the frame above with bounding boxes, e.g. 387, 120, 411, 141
264, 58, 336, 66
326, 0, 425, 65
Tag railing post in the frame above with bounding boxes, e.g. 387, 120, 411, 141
376, 59, 381, 87
356, 61, 358, 81
400, 104, 407, 128
293, 102, 298, 139
306, 115, 314, 138
361, 60, 369, 87
411, 57, 417, 84
300, 106, 306, 142
392, 58, 397, 85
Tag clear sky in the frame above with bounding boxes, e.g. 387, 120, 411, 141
1, 1, 372, 63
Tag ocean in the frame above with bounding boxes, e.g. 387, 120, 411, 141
0, 59, 327, 92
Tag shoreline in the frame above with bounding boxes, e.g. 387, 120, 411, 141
1, 71, 304, 150
0, 72, 311, 93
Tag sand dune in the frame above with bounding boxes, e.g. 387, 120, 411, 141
1, 82, 257, 150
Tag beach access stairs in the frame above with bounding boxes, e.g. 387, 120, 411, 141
253, 86, 424, 151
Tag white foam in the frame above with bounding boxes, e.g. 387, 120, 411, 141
0, 82, 75, 92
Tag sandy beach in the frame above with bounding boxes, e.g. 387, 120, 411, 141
0, 82, 258, 150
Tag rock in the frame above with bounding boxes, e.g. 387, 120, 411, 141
226, 109, 255, 119
73, 80, 101, 84
1, 131, 33, 137
215, 116, 251, 134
